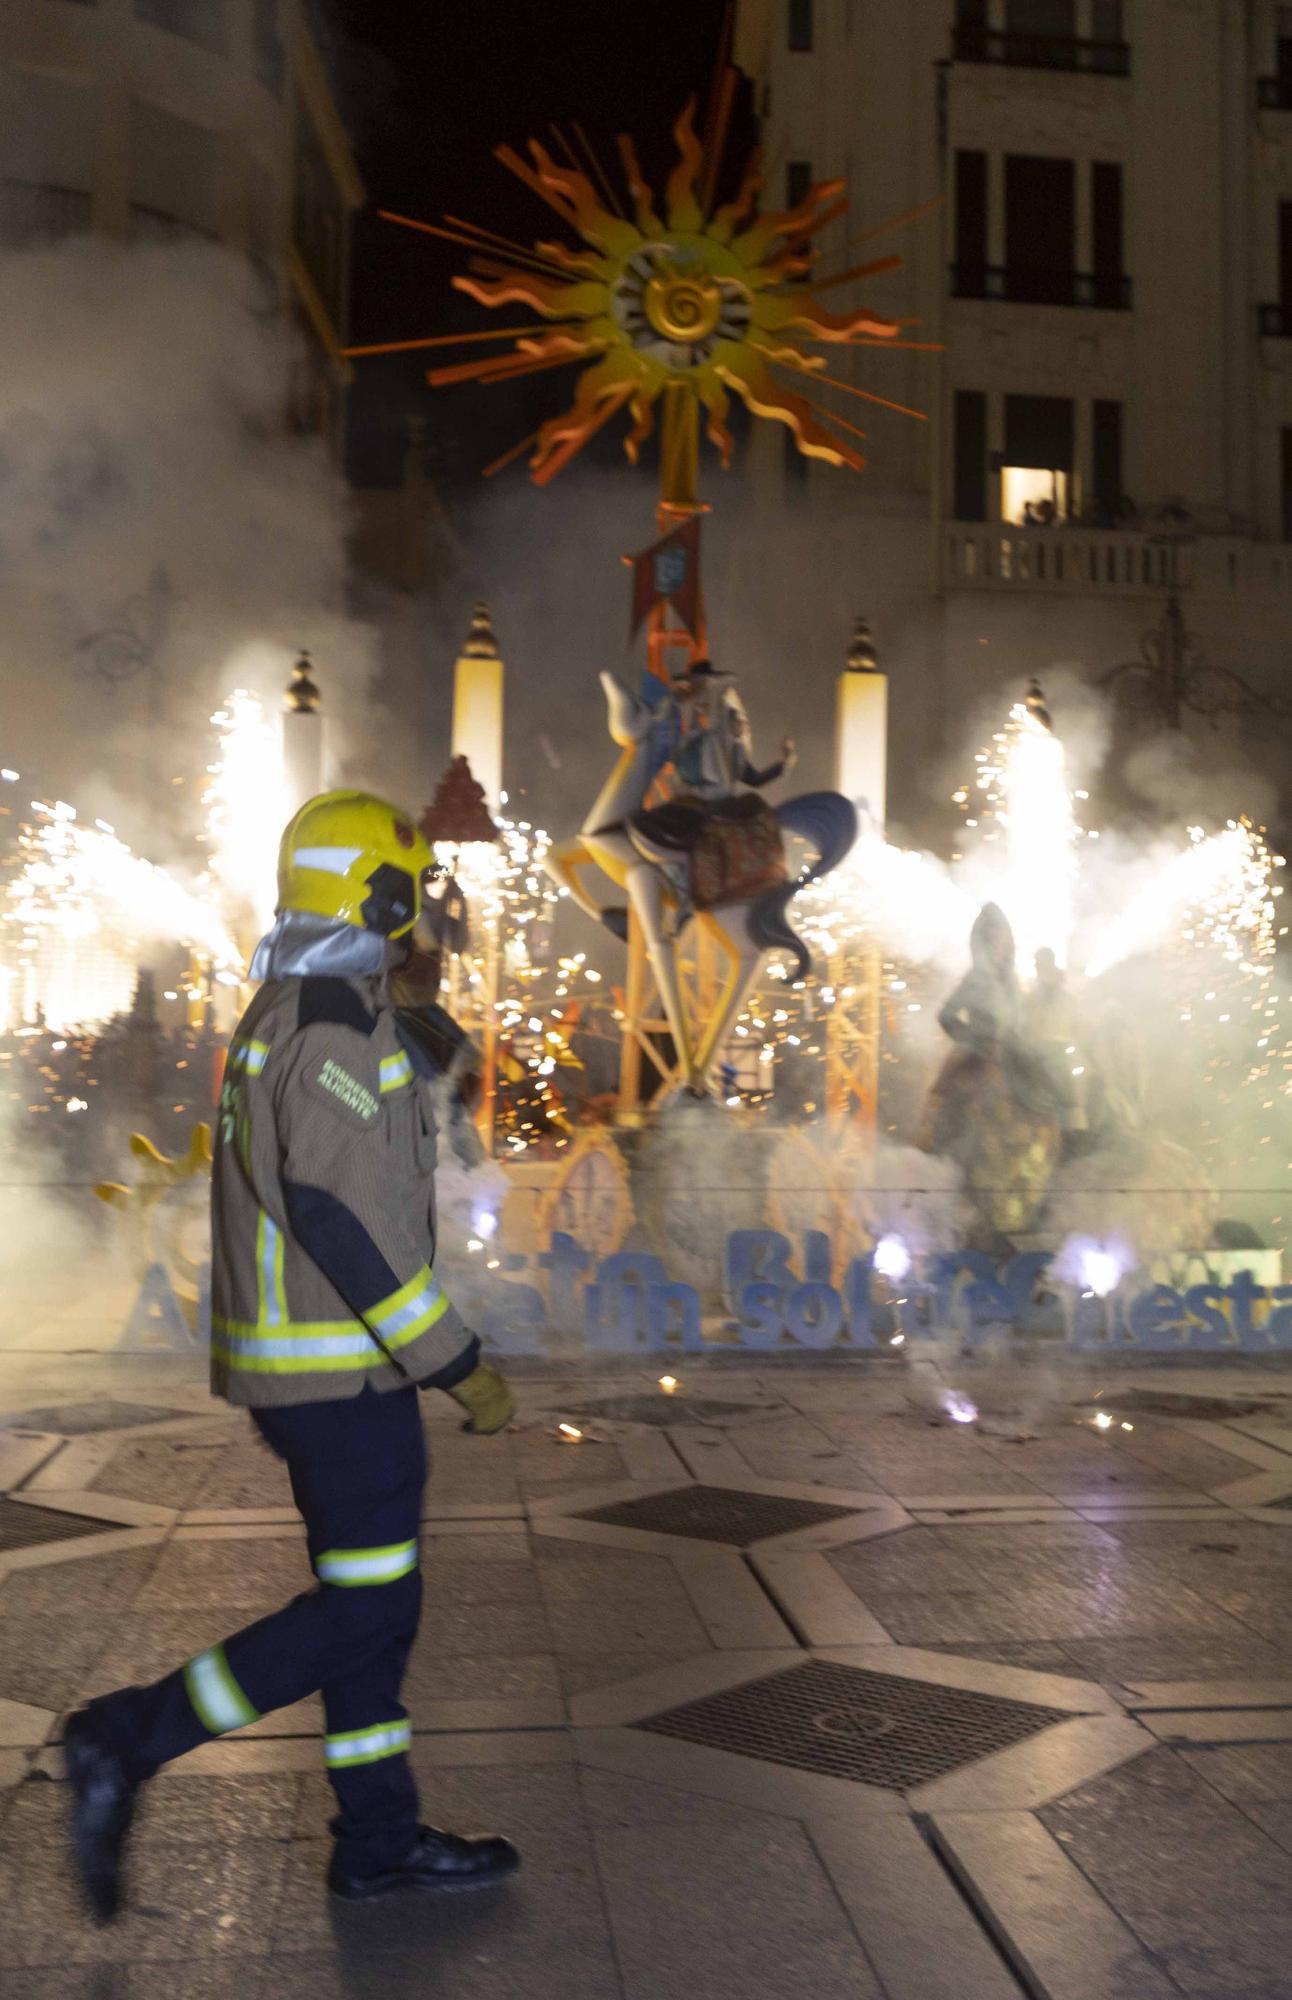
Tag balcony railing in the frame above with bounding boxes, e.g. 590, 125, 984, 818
951, 264, 1132, 309
952, 27, 1130, 76
945, 525, 1292, 596
1257, 76, 1292, 110
1259, 303, 1292, 338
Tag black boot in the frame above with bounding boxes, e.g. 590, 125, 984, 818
64, 1708, 141, 1924
328, 1823, 520, 1901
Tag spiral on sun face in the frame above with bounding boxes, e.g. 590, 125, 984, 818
645, 274, 720, 342
610, 244, 752, 370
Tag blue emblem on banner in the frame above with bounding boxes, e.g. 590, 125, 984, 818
654, 547, 687, 596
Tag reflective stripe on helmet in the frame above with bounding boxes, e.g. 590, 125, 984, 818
316, 1541, 418, 1587
291, 845, 364, 876
184, 1644, 259, 1735
324, 1719, 412, 1769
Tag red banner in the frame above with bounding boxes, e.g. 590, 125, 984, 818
628, 517, 702, 641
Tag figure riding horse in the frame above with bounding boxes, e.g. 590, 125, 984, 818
549, 656, 856, 1098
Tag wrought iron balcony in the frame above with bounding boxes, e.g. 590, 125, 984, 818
952, 27, 1130, 76
950, 264, 1132, 309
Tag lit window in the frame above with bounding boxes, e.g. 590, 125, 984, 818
1001, 465, 1069, 525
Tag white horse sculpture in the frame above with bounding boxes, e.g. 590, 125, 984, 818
549, 671, 857, 1098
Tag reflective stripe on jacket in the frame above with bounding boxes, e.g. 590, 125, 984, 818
210, 975, 476, 1408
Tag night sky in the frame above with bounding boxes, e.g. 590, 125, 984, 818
328, 1, 751, 492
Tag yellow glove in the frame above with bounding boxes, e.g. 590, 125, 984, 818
448, 1361, 514, 1435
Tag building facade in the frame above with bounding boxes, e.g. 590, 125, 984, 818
0, 0, 361, 443
732, 0, 1292, 826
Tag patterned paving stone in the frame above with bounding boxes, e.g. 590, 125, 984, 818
1060, 1632, 1292, 1686
75, 1609, 266, 1705
0, 1804, 291, 1968
558, 1393, 773, 1428
555, 1650, 704, 1699
594, 1815, 885, 2000
90, 1439, 225, 1510
191, 1440, 294, 1513
134, 1538, 312, 1613
1040, 1746, 1292, 1999
401, 1647, 561, 1704
271, 1826, 613, 1982
828, 1520, 1263, 1645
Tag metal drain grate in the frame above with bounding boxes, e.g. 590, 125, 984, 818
578, 1484, 857, 1547
0, 1497, 123, 1552
562, 1395, 772, 1430
3, 1402, 184, 1437
638, 1659, 1070, 1789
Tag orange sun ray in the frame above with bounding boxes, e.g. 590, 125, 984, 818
848, 194, 944, 248
733, 178, 848, 265
531, 366, 637, 486
665, 99, 705, 232
572, 119, 627, 220
441, 211, 577, 272
452, 269, 604, 319
716, 349, 865, 469
700, 64, 738, 219
766, 356, 928, 422
378, 209, 574, 283
811, 253, 904, 292
341, 325, 568, 358
493, 143, 579, 224
710, 146, 763, 245
617, 132, 663, 234
426, 349, 586, 389
482, 428, 544, 478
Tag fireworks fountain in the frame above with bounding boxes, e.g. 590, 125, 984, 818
0, 773, 241, 1035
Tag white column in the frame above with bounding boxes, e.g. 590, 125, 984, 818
451, 603, 505, 811
834, 620, 888, 836
282, 650, 324, 813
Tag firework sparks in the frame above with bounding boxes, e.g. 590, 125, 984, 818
1, 786, 240, 1033
1083, 820, 1279, 982
203, 689, 289, 939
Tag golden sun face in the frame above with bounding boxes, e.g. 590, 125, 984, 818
366, 101, 934, 487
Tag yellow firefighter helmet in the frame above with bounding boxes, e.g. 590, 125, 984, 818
277, 791, 434, 940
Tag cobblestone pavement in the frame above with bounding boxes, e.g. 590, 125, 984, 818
4, 1347, 1292, 1998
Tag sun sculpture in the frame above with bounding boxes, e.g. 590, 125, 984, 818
356, 99, 933, 507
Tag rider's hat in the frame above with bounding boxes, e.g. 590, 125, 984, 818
672, 656, 737, 687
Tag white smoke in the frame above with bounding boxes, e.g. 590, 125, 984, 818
0, 236, 378, 860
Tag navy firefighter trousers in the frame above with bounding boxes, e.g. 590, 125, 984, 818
85, 1383, 427, 1876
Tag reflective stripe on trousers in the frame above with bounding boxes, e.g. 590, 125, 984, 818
316, 1540, 418, 1587
325, 1719, 412, 1768
183, 1643, 260, 1735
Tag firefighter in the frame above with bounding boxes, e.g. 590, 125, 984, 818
64, 791, 519, 1921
